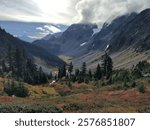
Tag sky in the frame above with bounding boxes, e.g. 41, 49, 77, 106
0, 0, 150, 26
0, 0, 150, 42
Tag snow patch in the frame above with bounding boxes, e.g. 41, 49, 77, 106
105, 44, 110, 51
49, 80, 56, 86
80, 42, 87, 47
92, 28, 100, 36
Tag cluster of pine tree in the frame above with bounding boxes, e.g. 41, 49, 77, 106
112, 60, 150, 83
0, 45, 51, 85
3, 80, 29, 97
57, 53, 113, 83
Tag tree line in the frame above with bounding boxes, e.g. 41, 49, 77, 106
0, 45, 52, 84
57, 53, 150, 86
57, 52, 113, 83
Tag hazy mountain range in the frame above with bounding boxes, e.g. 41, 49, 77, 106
0, 21, 68, 42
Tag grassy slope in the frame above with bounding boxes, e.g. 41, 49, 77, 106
72, 49, 150, 70
58, 55, 73, 64
0, 77, 150, 113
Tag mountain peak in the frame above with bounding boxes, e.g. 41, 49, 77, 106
66, 23, 97, 31
140, 8, 150, 14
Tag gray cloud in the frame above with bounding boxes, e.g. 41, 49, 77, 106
0, 0, 41, 16
0, 0, 43, 22
75, 0, 150, 26
0, 0, 150, 25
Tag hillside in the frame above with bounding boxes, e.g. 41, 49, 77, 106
87, 9, 150, 52
73, 49, 150, 70
87, 13, 137, 51
0, 27, 65, 70
33, 23, 98, 57
109, 9, 150, 52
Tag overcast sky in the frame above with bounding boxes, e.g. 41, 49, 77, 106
0, 0, 150, 26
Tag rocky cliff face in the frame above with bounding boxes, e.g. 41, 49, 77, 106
89, 9, 150, 53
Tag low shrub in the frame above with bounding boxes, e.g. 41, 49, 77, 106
122, 82, 129, 90
112, 85, 123, 90
137, 83, 146, 93
66, 80, 72, 89
0, 104, 63, 113
58, 89, 71, 96
63, 103, 82, 111
147, 78, 150, 83
130, 81, 136, 88
3, 80, 29, 97
137, 106, 150, 113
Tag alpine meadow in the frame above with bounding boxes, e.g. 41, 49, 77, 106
0, 0, 150, 113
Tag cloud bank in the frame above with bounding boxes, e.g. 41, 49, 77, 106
76, 0, 150, 26
0, 0, 150, 26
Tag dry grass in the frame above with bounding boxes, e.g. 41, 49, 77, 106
27, 84, 58, 98
58, 55, 73, 63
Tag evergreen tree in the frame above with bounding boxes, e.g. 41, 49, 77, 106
68, 62, 73, 76
61, 64, 66, 77
58, 68, 61, 79
24, 59, 38, 84
2, 60, 7, 72
38, 67, 48, 83
95, 64, 102, 80
106, 56, 113, 79
13, 48, 25, 79
101, 53, 113, 79
81, 62, 87, 76
0, 46, 51, 85
73, 69, 80, 81
39, 67, 43, 81
57, 64, 67, 79
75, 69, 80, 77
131, 68, 142, 79
41, 73, 48, 83
8, 45, 13, 71
48, 72, 53, 80
88, 69, 92, 79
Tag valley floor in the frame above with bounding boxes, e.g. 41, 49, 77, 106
0, 77, 150, 113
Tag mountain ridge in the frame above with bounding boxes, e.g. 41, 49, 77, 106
33, 23, 98, 57
0, 27, 65, 70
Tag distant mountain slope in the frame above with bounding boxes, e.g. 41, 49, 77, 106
109, 9, 150, 52
33, 34, 62, 55
0, 27, 65, 69
89, 9, 150, 53
33, 23, 98, 57
88, 13, 137, 51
